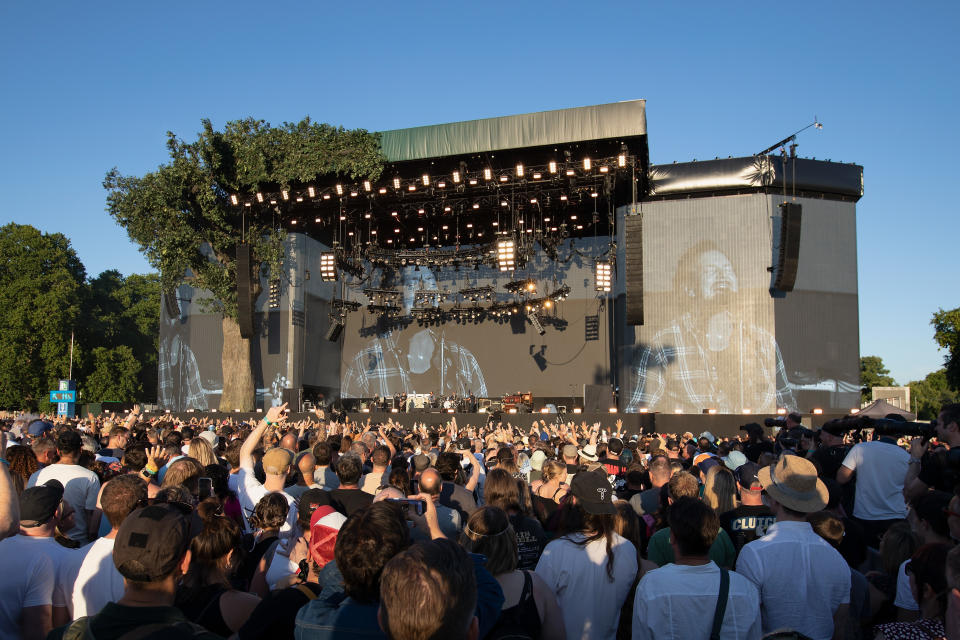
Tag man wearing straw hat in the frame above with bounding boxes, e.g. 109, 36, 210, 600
736, 455, 850, 640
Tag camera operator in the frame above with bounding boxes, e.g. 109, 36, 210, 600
837, 425, 910, 548
808, 420, 851, 482
903, 403, 960, 502
741, 423, 774, 462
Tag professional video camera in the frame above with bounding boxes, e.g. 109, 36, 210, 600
822, 415, 936, 440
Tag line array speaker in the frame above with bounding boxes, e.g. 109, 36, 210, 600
624, 214, 644, 325
236, 243, 254, 339
325, 320, 344, 342
774, 203, 802, 292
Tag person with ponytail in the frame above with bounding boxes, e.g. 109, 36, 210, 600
535, 469, 638, 640
175, 499, 261, 636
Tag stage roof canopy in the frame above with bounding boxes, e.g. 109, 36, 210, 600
379, 100, 647, 162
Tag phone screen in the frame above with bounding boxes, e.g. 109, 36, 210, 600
198, 477, 212, 501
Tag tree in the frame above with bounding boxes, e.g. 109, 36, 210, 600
0, 224, 86, 411
104, 118, 384, 410
84, 345, 142, 402
860, 355, 896, 405
932, 307, 960, 391
80, 270, 160, 402
908, 369, 960, 420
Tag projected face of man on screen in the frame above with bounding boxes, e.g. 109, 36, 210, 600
627, 242, 795, 414
341, 265, 487, 398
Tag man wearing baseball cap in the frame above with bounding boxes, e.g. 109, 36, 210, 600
718, 462, 776, 556
736, 455, 851, 640
50, 504, 220, 639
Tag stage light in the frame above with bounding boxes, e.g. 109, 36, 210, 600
618, 154, 627, 167
473, 202, 480, 209
566, 169, 575, 176
609, 407, 618, 413
296, 197, 303, 202
583, 157, 591, 171
319, 252, 337, 282
499, 175, 508, 182
363, 181, 371, 191
812, 408, 824, 415
595, 261, 612, 292
256, 193, 264, 203
230, 194, 238, 205
850, 408, 860, 414
543, 299, 552, 309
533, 172, 541, 180
530, 198, 537, 204
497, 239, 515, 272
393, 177, 401, 189
335, 184, 343, 196
391, 408, 399, 413
323, 194, 331, 200
508, 408, 518, 414
599, 166, 609, 173
549, 161, 557, 173
742, 408, 752, 414
437, 181, 446, 188
422, 174, 430, 186
466, 223, 473, 228
315, 217, 321, 223
526, 281, 536, 292
639, 408, 649, 413
560, 195, 568, 201
484, 168, 492, 180
452, 170, 461, 183
305, 186, 314, 198
707, 408, 717, 414
408, 184, 416, 191
776, 408, 787, 415
350, 191, 358, 197
361, 408, 370, 413
379, 187, 387, 194
540, 408, 549, 414
364, 213, 371, 219
674, 408, 683, 414
269, 280, 281, 308
469, 178, 478, 185
516, 163, 524, 177
573, 408, 582, 414
591, 192, 599, 198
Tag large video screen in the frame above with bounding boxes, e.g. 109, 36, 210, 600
339, 237, 611, 399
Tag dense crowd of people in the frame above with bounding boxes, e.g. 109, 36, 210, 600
1, 403, 960, 639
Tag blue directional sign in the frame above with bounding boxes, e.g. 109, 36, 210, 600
50, 390, 77, 403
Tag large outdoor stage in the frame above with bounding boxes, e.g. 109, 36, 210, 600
150, 411, 850, 438
158, 102, 863, 419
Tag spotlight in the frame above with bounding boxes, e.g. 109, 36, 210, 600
618, 154, 627, 167
496, 239, 515, 272
230, 194, 238, 205
595, 261, 612, 292
422, 174, 430, 186
452, 170, 461, 183
268, 280, 281, 308
583, 157, 592, 171
319, 252, 338, 282
363, 181, 371, 191
335, 184, 343, 196
393, 177, 401, 189
308, 186, 316, 198
256, 192, 264, 203
549, 161, 557, 173
484, 168, 492, 180
516, 163, 524, 177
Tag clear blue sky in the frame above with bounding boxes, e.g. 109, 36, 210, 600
1, 1, 956, 385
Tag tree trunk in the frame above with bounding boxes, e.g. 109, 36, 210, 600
220, 316, 255, 411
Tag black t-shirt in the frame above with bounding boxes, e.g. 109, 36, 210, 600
810, 445, 850, 480
49, 603, 221, 640
918, 449, 960, 493
509, 513, 547, 571
238, 582, 323, 640
440, 481, 478, 522
329, 488, 374, 517
719, 504, 776, 555
744, 440, 775, 463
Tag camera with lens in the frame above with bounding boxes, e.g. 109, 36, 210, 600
822, 415, 935, 440
763, 417, 786, 428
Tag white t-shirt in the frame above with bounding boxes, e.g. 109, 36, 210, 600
893, 558, 919, 611
72, 537, 125, 619
737, 520, 850, 640
235, 466, 298, 538
29, 463, 101, 543
535, 532, 638, 640
632, 561, 762, 640
841, 441, 909, 520
0, 535, 55, 640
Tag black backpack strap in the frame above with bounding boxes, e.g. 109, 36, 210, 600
710, 567, 730, 640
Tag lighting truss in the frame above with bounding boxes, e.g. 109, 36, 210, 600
457, 285, 495, 302
505, 279, 537, 295
319, 252, 337, 282
414, 290, 446, 307
595, 260, 612, 292
362, 288, 402, 304
366, 304, 401, 317
331, 299, 362, 314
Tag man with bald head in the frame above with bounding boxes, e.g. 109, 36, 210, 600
419, 469, 461, 540
279, 432, 298, 453
285, 452, 320, 501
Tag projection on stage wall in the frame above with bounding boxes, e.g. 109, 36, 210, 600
339, 237, 611, 399
619, 194, 859, 414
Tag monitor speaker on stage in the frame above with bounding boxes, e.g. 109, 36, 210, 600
773, 203, 802, 292
325, 320, 344, 342
583, 384, 609, 412
236, 243, 254, 339
624, 214, 644, 325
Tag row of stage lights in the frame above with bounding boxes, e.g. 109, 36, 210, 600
226, 153, 631, 210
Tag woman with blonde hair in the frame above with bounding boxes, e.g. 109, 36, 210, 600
702, 465, 738, 514
461, 506, 565, 640
188, 437, 218, 468
531, 459, 568, 525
